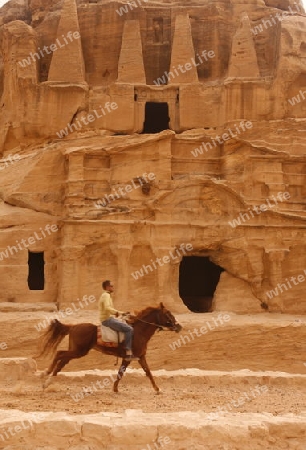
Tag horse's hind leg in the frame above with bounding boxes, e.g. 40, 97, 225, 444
113, 360, 130, 393
45, 332, 80, 375
44, 350, 64, 376
40, 350, 63, 384
42, 350, 67, 388
138, 355, 159, 393
52, 348, 91, 376
43, 349, 89, 388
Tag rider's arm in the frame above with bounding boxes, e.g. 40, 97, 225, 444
103, 293, 123, 316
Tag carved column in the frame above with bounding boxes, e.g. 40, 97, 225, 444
58, 245, 85, 305
264, 248, 289, 312
109, 235, 132, 311
115, 246, 132, 311
154, 247, 188, 313
65, 153, 85, 217
266, 249, 289, 287
154, 248, 171, 303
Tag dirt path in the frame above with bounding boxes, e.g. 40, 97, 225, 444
1, 311, 306, 373
0, 370, 305, 416
1, 310, 306, 421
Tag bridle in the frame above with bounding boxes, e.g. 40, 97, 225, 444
134, 317, 166, 331
132, 310, 175, 331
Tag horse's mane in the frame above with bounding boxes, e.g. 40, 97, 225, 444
135, 306, 159, 320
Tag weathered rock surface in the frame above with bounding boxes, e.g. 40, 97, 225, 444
1, 2, 306, 448
0, 0, 306, 316
0, 357, 37, 382
1, 311, 306, 374
0, 409, 306, 450
0, 313, 305, 448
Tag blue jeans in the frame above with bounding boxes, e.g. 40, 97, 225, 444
102, 317, 134, 351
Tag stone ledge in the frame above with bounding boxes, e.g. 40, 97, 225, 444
0, 358, 37, 382
0, 410, 306, 449
0, 303, 58, 313
51, 367, 306, 387
1, 312, 306, 374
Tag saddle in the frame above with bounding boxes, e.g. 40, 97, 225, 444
97, 324, 125, 347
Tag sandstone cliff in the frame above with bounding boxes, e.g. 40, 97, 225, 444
0, 0, 306, 315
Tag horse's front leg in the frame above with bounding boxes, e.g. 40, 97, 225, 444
113, 360, 130, 393
138, 355, 160, 393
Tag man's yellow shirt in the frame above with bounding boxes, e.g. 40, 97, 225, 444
98, 290, 122, 322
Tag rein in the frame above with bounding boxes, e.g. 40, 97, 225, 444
133, 316, 167, 331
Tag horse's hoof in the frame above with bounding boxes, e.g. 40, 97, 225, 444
39, 369, 48, 379
42, 376, 52, 389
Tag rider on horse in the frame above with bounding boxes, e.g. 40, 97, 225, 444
98, 280, 139, 361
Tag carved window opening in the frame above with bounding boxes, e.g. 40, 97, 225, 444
142, 102, 169, 133
28, 251, 45, 290
40, 63, 49, 83
153, 17, 163, 43
179, 256, 224, 312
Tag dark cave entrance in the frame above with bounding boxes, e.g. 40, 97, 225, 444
142, 102, 170, 133
179, 256, 224, 312
28, 251, 45, 290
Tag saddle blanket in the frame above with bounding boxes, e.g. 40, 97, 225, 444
97, 325, 125, 347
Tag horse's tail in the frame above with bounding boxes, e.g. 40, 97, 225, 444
36, 319, 71, 358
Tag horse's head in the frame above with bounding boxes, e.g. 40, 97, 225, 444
156, 302, 182, 333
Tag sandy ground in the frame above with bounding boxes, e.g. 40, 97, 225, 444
0, 370, 306, 416
1, 309, 306, 418
1, 310, 306, 373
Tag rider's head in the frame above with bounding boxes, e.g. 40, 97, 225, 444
102, 280, 113, 292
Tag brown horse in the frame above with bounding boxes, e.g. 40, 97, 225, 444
39, 302, 182, 393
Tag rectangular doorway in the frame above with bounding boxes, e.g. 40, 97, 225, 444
142, 102, 170, 133
28, 251, 45, 290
